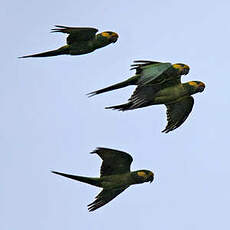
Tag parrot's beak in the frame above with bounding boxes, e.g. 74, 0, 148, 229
148, 174, 154, 183
111, 36, 118, 43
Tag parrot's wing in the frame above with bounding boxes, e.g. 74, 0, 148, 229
125, 84, 162, 110
131, 60, 172, 85
88, 187, 128, 211
162, 96, 194, 133
51, 25, 98, 44
91, 147, 133, 177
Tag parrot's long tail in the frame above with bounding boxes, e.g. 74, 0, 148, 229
87, 76, 138, 97
105, 102, 133, 111
19, 46, 69, 58
52, 171, 102, 187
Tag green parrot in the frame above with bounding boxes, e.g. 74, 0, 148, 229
88, 60, 205, 133
52, 147, 154, 212
19, 25, 118, 58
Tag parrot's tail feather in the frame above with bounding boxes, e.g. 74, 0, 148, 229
19, 46, 69, 58
105, 102, 133, 111
87, 76, 137, 97
52, 171, 102, 187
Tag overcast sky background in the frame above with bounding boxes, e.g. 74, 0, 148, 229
1, 0, 230, 229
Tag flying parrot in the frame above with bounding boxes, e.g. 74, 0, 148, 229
19, 25, 118, 58
88, 60, 205, 133
52, 147, 154, 212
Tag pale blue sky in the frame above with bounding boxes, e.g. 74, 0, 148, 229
1, 0, 230, 229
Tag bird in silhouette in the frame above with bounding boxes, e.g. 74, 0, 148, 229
20, 25, 118, 58
52, 147, 154, 212
89, 60, 205, 133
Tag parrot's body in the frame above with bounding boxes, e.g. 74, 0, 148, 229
20, 26, 118, 58
89, 60, 205, 133
53, 147, 154, 211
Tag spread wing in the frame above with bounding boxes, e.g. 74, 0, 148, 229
124, 75, 184, 110
162, 96, 194, 133
130, 60, 172, 85
88, 187, 128, 212
124, 84, 162, 110
91, 147, 133, 177
51, 25, 98, 44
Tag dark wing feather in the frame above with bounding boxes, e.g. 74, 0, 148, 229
91, 147, 133, 177
130, 60, 162, 71
162, 96, 194, 133
130, 60, 172, 85
88, 187, 128, 212
51, 25, 98, 44
125, 84, 162, 110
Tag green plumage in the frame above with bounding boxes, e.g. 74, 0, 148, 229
89, 60, 205, 133
88, 61, 187, 96
52, 147, 154, 212
19, 25, 119, 58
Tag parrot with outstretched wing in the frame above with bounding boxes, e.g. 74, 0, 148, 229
20, 25, 118, 58
52, 147, 154, 212
89, 60, 205, 133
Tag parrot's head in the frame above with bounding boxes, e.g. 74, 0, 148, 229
187, 81, 206, 94
100, 31, 119, 43
133, 170, 154, 184
172, 63, 190, 75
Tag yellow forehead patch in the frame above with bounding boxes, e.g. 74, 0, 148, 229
183, 64, 189, 70
188, 81, 198, 87
172, 64, 189, 71
172, 64, 183, 70
137, 171, 147, 178
111, 32, 118, 37
101, 32, 110, 38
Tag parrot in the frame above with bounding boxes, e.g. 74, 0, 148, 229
52, 147, 154, 212
19, 25, 118, 58
88, 60, 205, 133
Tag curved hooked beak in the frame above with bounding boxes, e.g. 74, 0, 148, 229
198, 82, 205, 92
148, 175, 154, 183
198, 86, 205, 92
110, 32, 119, 43
110, 35, 118, 43
182, 67, 190, 75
